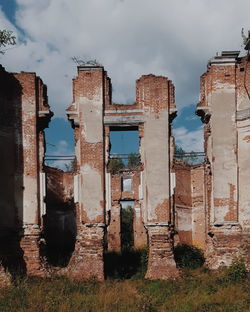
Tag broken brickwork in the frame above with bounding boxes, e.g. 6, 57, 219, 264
197, 51, 250, 268
67, 65, 179, 280
107, 170, 147, 251
66, 66, 106, 281
174, 161, 206, 250
43, 166, 76, 266
0, 65, 52, 286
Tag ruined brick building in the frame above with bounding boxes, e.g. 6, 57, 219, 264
66, 66, 179, 280
0, 65, 53, 284
196, 50, 250, 268
1, 39, 250, 286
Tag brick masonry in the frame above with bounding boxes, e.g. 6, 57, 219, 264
67, 65, 179, 280
197, 52, 250, 268
174, 162, 206, 250
0, 65, 52, 285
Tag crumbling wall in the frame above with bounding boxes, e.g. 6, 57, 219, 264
44, 166, 76, 266
0, 66, 52, 286
107, 170, 147, 251
67, 66, 178, 280
197, 52, 250, 268
174, 162, 206, 249
174, 162, 192, 245
67, 65, 107, 281
136, 75, 179, 279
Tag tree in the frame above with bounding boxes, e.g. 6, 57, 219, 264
174, 145, 199, 164
64, 157, 77, 172
127, 153, 140, 169
0, 30, 16, 54
121, 205, 134, 250
108, 156, 124, 173
174, 145, 185, 159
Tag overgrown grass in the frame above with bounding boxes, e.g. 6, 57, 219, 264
0, 263, 249, 312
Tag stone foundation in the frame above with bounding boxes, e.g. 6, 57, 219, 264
145, 225, 179, 280
67, 224, 105, 281
205, 228, 250, 269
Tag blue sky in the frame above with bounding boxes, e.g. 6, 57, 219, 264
1, 0, 250, 168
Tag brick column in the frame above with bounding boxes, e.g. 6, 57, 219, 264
67, 65, 107, 281
145, 224, 179, 280
137, 75, 179, 279
20, 225, 44, 276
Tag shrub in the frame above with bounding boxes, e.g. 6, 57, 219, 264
104, 248, 148, 279
223, 259, 248, 283
174, 244, 205, 269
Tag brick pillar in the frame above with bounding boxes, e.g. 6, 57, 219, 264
137, 75, 179, 279
20, 225, 44, 276
145, 224, 179, 280
67, 224, 105, 281
67, 65, 107, 281
196, 52, 250, 268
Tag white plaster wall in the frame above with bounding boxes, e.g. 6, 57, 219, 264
142, 110, 170, 221
211, 91, 238, 223
22, 100, 39, 225
81, 164, 103, 221
78, 84, 104, 221
79, 96, 103, 144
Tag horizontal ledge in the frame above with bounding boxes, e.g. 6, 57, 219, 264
82, 223, 106, 228
145, 222, 169, 227
38, 110, 51, 114
105, 109, 143, 114
236, 108, 250, 121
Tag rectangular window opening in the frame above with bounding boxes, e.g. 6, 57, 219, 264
108, 126, 140, 172
122, 177, 132, 192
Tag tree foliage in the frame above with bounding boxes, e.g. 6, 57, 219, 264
121, 205, 134, 250
108, 157, 124, 173
128, 153, 140, 169
0, 29, 16, 54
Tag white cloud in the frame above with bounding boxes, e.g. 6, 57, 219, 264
1, 0, 250, 118
174, 126, 204, 152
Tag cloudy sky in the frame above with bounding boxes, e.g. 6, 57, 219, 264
1, 0, 250, 164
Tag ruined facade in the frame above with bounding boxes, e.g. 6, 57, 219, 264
107, 169, 147, 251
1, 40, 250, 287
0, 65, 53, 285
174, 162, 206, 250
67, 65, 179, 280
196, 51, 250, 268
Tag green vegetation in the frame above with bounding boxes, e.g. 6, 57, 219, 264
104, 248, 148, 279
128, 153, 140, 169
64, 157, 77, 172
0, 261, 249, 312
107, 157, 124, 173
174, 244, 205, 269
121, 206, 134, 250
0, 30, 16, 54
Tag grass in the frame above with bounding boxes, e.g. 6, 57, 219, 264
0, 265, 249, 312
